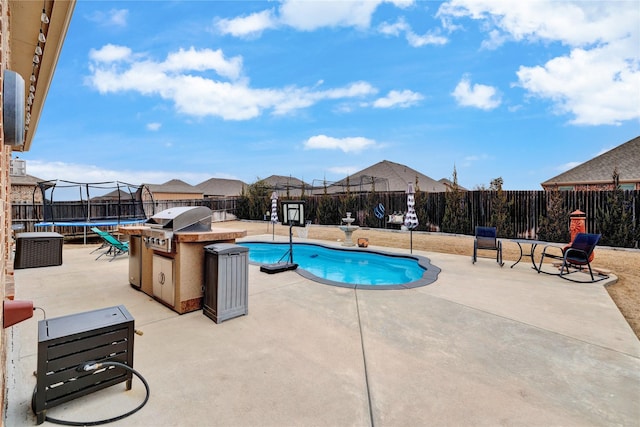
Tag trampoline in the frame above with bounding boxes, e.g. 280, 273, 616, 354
33, 180, 150, 243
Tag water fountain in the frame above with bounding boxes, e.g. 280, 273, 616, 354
338, 212, 359, 247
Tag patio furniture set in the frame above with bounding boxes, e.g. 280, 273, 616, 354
472, 226, 607, 283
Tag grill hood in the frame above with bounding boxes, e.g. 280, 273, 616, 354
145, 206, 212, 232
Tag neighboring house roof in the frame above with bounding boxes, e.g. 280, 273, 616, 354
260, 175, 311, 197
327, 160, 449, 193
438, 178, 467, 191
542, 136, 640, 188
196, 178, 246, 198
144, 179, 203, 195
10, 174, 44, 186
261, 175, 310, 189
92, 189, 140, 201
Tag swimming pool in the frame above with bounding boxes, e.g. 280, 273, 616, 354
238, 241, 440, 289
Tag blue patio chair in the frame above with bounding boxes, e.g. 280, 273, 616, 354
538, 233, 606, 282
472, 226, 503, 266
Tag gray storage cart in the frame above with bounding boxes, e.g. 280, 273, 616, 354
203, 243, 249, 323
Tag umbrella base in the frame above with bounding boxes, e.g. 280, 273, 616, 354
260, 263, 298, 274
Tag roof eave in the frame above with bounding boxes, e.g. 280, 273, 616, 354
9, 0, 76, 152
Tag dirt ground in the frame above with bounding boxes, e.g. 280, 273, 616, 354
216, 220, 640, 340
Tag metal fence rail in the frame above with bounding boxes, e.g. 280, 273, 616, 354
11, 191, 638, 247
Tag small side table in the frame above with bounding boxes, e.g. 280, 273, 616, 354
509, 239, 554, 271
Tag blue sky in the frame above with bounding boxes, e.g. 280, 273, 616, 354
21, 0, 640, 190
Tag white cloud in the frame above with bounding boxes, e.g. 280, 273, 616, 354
87, 46, 377, 120
451, 76, 501, 110
86, 9, 128, 28
215, 9, 277, 38
437, 0, 640, 125
516, 42, 640, 125
378, 17, 448, 47
89, 44, 132, 63
214, 0, 439, 48
556, 161, 582, 172
436, 1, 635, 48
461, 154, 490, 167
372, 90, 423, 108
304, 135, 376, 153
162, 47, 243, 80
26, 160, 214, 186
146, 122, 161, 131
108, 9, 128, 27
216, 0, 416, 36
279, 0, 382, 31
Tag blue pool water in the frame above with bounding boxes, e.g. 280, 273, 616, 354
238, 242, 440, 289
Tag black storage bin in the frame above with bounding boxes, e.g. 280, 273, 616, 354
203, 243, 249, 323
14, 232, 63, 269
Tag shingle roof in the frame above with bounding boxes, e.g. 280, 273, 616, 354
11, 174, 44, 186
92, 189, 139, 201
260, 175, 311, 197
327, 160, 448, 193
542, 136, 640, 187
195, 178, 246, 197
144, 179, 202, 194
438, 178, 467, 191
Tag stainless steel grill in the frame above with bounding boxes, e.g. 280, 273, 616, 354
143, 206, 212, 252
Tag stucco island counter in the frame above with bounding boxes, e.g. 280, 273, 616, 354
119, 225, 247, 314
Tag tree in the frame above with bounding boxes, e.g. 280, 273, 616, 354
414, 175, 431, 231
239, 179, 271, 220
316, 180, 337, 225
442, 166, 469, 234
597, 170, 640, 248
489, 177, 514, 238
537, 186, 569, 243
339, 175, 358, 222
363, 176, 379, 227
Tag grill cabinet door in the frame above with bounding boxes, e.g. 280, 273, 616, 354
152, 254, 175, 306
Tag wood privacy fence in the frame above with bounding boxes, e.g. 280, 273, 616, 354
11, 198, 238, 236
11, 191, 638, 246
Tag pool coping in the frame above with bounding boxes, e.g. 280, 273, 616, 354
238, 240, 441, 290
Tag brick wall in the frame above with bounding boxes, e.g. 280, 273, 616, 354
1, 0, 9, 421
10, 184, 41, 204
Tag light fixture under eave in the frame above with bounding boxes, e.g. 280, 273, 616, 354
35, 45, 43, 56
3, 70, 25, 146
33, 54, 40, 64
39, 30, 46, 43
41, 9, 49, 24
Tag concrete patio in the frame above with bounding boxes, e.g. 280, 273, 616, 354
5, 235, 640, 426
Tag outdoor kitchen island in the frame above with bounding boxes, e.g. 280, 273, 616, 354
119, 215, 246, 314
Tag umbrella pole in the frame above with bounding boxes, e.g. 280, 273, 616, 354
410, 229, 413, 253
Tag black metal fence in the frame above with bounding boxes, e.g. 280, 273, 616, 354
297, 189, 637, 235
12, 190, 639, 247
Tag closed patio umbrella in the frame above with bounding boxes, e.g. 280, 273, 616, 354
404, 183, 419, 253
270, 191, 278, 240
